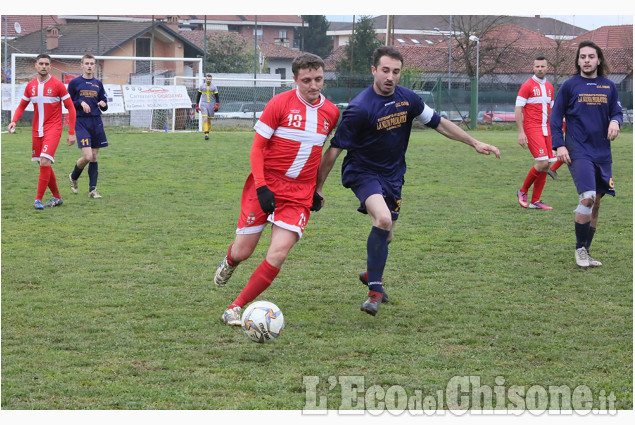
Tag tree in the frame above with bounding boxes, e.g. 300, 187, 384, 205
336, 16, 382, 75
205, 32, 254, 73
300, 15, 333, 59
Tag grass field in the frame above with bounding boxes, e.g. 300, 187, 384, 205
1, 126, 632, 412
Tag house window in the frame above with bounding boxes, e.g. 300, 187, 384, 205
253, 28, 263, 41
279, 30, 287, 39
135, 37, 151, 74
396, 38, 407, 45
411, 38, 421, 45
275, 67, 286, 80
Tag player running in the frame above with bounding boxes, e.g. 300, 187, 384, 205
515, 56, 555, 210
8, 54, 76, 209
67, 54, 109, 199
196, 73, 220, 141
551, 40, 622, 268
316, 46, 500, 317
214, 53, 340, 326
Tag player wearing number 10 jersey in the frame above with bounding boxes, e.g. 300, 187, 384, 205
214, 53, 340, 326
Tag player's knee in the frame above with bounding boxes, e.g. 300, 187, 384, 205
535, 160, 549, 172
374, 215, 393, 230
574, 191, 595, 215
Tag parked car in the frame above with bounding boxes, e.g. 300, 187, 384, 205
481, 110, 516, 122
215, 102, 266, 119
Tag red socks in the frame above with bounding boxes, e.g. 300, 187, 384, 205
36, 165, 52, 201
36, 165, 61, 201
521, 167, 539, 194
531, 171, 547, 203
230, 259, 280, 309
48, 167, 61, 199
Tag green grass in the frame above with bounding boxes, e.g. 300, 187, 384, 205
1, 127, 632, 410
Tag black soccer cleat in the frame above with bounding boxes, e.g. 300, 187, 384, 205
361, 291, 383, 316
358, 272, 389, 303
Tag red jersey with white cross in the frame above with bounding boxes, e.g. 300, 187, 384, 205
21, 76, 71, 138
253, 89, 340, 184
516, 76, 554, 136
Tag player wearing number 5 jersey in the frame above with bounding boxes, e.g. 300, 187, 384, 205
67, 54, 109, 199
214, 53, 340, 326
7, 54, 76, 210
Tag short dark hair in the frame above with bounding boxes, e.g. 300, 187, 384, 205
372, 46, 403, 68
36, 53, 51, 62
535, 56, 547, 62
575, 40, 609, 77
291, 53, 324, 77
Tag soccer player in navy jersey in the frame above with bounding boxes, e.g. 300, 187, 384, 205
550, 40, 622, 269
316, 46, 500, 316
67, 54, 109, 199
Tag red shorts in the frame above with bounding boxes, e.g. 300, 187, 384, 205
32, 131, 61, 163
526, 129, 555, 162
236, 174, 312, 239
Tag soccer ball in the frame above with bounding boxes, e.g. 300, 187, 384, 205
241, 301, 285, 343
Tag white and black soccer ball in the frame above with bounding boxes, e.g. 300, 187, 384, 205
241, 301, 285, 343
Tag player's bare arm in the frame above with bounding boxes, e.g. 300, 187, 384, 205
316, 146, 344, 197
435, 117, 501, 158
515, 106, 527, 148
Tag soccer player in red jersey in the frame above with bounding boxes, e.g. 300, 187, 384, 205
8, 54, 76, 210
515, 56, 555, 210
214, 53, 340, 325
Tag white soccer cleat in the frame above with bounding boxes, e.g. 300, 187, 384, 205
88, 190, 102, 199
214, 256, 236, 286
69, 173, 79, 194
221, 306, 242, 326
588, 254, 603, 267
575, 247, 590, 268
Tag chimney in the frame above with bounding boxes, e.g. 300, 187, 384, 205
166, 15, 179, 30
46, 26, 59, 50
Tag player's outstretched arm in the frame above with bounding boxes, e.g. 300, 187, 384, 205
316, 146, 343, 197
435, 117, 501, 158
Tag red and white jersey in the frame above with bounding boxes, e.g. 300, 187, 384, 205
21, 76, 71, 137
516, 76, 554, 136
254, 89, 340, 183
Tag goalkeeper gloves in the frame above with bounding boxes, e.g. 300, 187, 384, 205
214, 103, 219, 112
310, 191, 323, 212
256, 186, 276, 214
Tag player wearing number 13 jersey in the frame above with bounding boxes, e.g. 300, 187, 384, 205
214, 53, 340, 326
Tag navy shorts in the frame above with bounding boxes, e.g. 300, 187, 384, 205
76, 116, 108, 149
569, 158, 615, 196
343, 170, 403, 221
